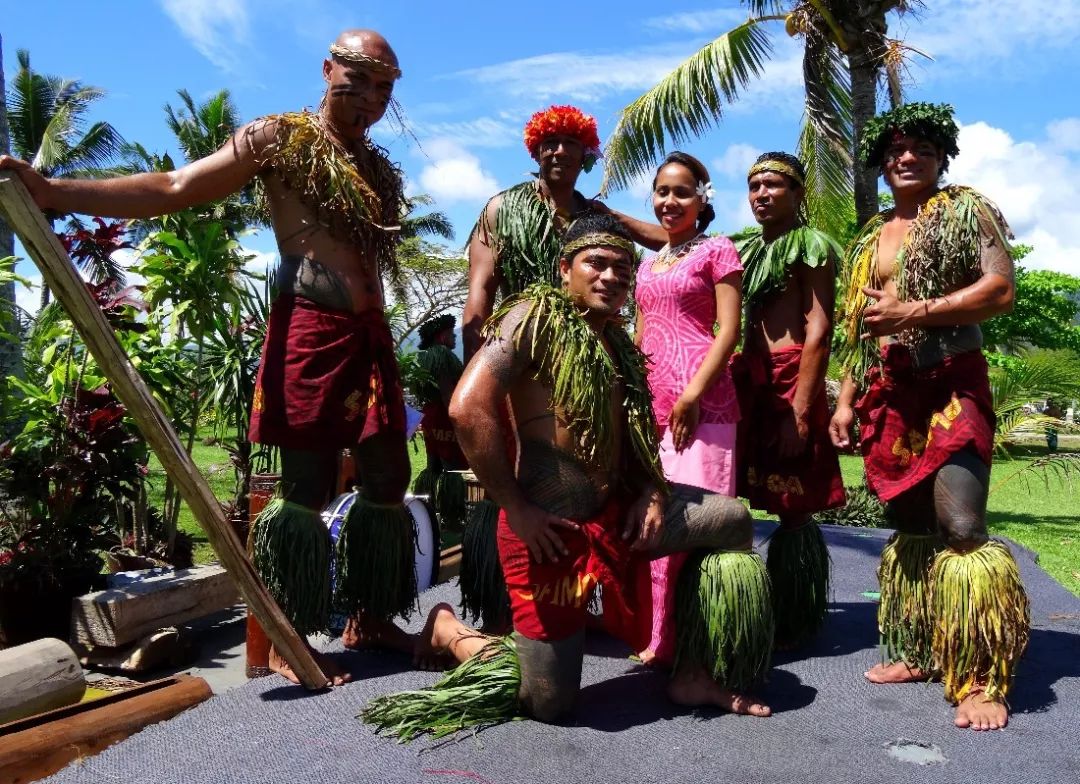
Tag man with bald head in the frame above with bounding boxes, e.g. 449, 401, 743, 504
1, 29, 419, 686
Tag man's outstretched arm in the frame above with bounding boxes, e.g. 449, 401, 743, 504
0, 119, 272, 219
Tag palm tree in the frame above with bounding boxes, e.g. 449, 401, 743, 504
0, 34, 22, 396
8, 49, 124, 307
400, 193, 454, 241
602, 1, 920, 235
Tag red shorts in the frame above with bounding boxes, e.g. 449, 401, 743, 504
496, 500, 651, 649
732, 345, 846, 518
249, 295, 405, 450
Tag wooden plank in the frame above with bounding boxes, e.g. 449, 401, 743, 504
71, 565, 240, 648
0, 674, 211, 783
0, 174, 328, 691
0, 639, 86, 726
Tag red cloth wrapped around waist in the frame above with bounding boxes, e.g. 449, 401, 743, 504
249, 295, 405, 449
732, 345, 845, 517
496, 498, 651, 649
856, 344, 993, 503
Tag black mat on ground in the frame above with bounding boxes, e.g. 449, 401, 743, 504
45, 523, 1080, 784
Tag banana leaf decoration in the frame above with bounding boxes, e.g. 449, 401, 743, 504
730, 224, 842, 309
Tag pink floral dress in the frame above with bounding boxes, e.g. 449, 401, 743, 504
635, 234, 743, 661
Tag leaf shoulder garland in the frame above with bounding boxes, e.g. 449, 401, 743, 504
469, 181, 586, 294
254, 111, 405, 281
412, 344, 464, 406
483, 284, 667, 494
837, 185, 1013, 380
730, 225, 842, 309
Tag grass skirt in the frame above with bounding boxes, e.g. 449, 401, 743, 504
674, 551, 774, 690
766, 521, 831, 645
335, 497, 418, 621
361, 635, 521, 742
459, 500, 511, 629
930, 541, 1030, 703
251, 498, 331, 636
877, 532, 944, 671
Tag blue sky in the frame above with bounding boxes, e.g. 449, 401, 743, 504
6, 1, 1080, 314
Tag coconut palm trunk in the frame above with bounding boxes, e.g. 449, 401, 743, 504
0, 33, 22, 397
848, 43, 882, 225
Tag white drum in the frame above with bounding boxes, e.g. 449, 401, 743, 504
323, 492, 440, 592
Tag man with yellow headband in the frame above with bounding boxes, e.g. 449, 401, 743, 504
729, 152, 845, 649
1, 29, 420, 686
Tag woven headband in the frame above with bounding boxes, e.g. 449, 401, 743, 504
562, 233, 636, 258
748, 160, 804, 187
328, 44, 402, 80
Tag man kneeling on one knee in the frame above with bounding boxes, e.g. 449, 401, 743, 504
363, 213, 774, 739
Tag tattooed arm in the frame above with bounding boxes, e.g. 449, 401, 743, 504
861, 215, 1014, 337
449, 302, 579, 563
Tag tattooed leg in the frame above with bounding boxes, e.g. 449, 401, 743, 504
651, 483, 755, 557
516, 631, 586, 724
516, 439, 602, 520
279, 447, 337, 510
933, 449, 990, 552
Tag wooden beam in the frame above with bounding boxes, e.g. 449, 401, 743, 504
0, 674, 211, 782
0, 173, 328, 690
71, 565, 240, 648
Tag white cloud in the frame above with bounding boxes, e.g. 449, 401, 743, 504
413, 117, 518, 149
417, 139, 499, 204
947, 119, 1080, 276
906, 0, 1080, 74
159, 0, 251, 73
712, 143, 763, 180
1048, 119, 1080, 153
454, 47, 690, 103
242, 249, 278, 275
643, 9, 749, 34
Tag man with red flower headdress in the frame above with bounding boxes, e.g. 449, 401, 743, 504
457, 106, 603, 631
463, 105, 602, 362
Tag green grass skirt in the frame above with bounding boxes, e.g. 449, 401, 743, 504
930, 541, 1030, 703
335, 497, 418, 622
361, 635, 522, 742
674, 550, 774, 691
412, 466, 438, 497
251, 498, 331, 636
459, 500, 511, 629
877, 532, 944, 671
434, 470, 468, 532
766, 521, 831, 646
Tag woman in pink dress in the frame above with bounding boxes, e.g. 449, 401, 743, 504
634, 152, 743, 664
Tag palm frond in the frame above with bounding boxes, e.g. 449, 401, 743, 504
601, 18, 774, 194
993, 453, 1080, 493
52, 121, 125, 177
402, 212, 454, 241
798, 32, 854, 239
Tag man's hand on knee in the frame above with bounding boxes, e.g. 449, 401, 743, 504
625, 486, 665, 551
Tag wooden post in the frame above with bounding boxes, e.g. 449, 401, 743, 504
0, 174, 328, 691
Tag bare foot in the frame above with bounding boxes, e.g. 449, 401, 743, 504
955, 691, 1008, 731
269, 645, 350, 687
864, 661, 929, 684
668, 665, 771, 717
341, 612, 413, 654
413, 603, 458, 671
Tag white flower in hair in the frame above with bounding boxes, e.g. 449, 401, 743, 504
696, 180, 715, 204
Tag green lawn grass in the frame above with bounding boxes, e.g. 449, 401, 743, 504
156, 434, 1077, 597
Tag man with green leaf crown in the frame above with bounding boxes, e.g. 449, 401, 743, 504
455, 106, 602, 631
729, 152, 846, 649
829, 102, 1029, 731
410, 314, 470, 534
1, 30, 424, 686
362, 212, 775, 740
